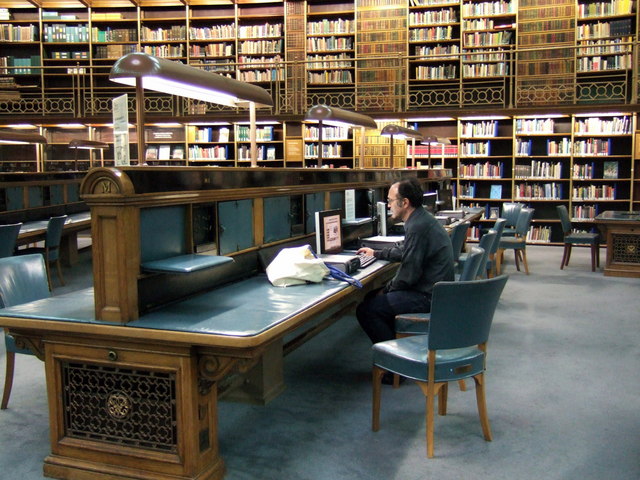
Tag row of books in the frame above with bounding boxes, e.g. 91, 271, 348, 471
237, 145, 277, 161
236, 125, 274, 142
304, 126, 349, 141
573, 138, 612, 156
408, 144, 458, 156
574, 116, 631, 134
190, 44, 233, 57
42, 24, 89, 43
460, 120, 498, 138
0, 24, 38, 41
237, 23, 282, 39
577, 0, 634, 18
415, 64, 457, 80
577, 53, 632, 72
577, 18, 633, 39
307, 37, 353, 52
572, 184, 616, 200
409, 8, 458, 26
459, 161, 505, 178
141, 45, 184, 58
307, 53, 353, 69
462, 1, 515, 16
141, 26, 186, 42
515, 118, 555, 134
187, 126, 230, 143
460, 141, 491, 156
516, 138, 572, 156
238, 39, 282, 55
514, 161, 562, 179
188, 145, 229, 160
94, 44, 137, 59
526, 226, 552, 243
415, 44, 459, 57
410, 26, 455, 42
189, 25, 235, 41
308, 19, 354, 35
145, 145, 185, 160
304, 144, 344, 159
91, 27, 137, 43
463, 62, 508, 78
0, 55, 41, 74
514, 182, 563, 200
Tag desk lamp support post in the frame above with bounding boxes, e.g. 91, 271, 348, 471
318, 120, 324, 168
136, 79, 146, 164
250, 101, 257, 168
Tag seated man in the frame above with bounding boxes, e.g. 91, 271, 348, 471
356, 177, 454, 346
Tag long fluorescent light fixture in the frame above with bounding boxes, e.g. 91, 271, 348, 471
0, 130, 47, 144
305, 105, 377, 129
109, 53, 273, 108
380, 124, 423, 141
69, 139, 109, 150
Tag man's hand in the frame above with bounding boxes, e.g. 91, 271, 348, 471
357, 247, 375, 257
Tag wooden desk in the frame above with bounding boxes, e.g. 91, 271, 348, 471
17, 211, 91, 266
0, 262, 395, 480
594, 210, 640, 278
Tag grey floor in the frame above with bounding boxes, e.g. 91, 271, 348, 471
1, 245, 639, 480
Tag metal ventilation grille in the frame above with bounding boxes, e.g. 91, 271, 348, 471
612, 233, 640, 264
62, 362, 178, 453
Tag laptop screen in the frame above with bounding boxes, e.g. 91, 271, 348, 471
315, 208, 343, 254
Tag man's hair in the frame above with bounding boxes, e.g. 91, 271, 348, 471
395, 177, 424, 208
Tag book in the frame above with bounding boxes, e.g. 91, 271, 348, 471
603, 161, 618, 179
490, 184, 502, 199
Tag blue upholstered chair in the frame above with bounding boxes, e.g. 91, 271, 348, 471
19, 215, 67, 288
372, 275, 509, 458
458, 230, 497, 279
450, 221, 470, 268
556, 205, 600, 272
0, 223, 22, 258
0, 254, 51, 409
496, 207, 534, 275
500, 202, 523, 237
486, 218, 506, 277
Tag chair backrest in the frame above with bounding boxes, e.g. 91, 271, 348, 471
45, 215, 67, 260
476, 230, 496, 277
488, 219, 506, 255
459, 246, 484, 281
0, 223, 22, 258
514, 208, 535, 237
502, 203, 522, 227
450, 221, 470, 262
556, 205, 572, 235
0, 254, 51, 308
428, 275, 508, 351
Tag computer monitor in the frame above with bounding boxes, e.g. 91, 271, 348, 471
423, 192, 438, 214
315, 208, 344, 254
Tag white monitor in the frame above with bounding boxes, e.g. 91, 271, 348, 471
376, 201, 387, 236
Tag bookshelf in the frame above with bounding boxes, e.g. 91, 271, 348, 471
306, 1, 356, 96
235, 121, 285, 167
461, 0, 516, 80
186, 123, 234, 166
188, 4, 236, 79
407, 117, 459, 170
144, 124, 186, 166
457, 117, 513, 228
571, 113, 634, 224
236, 2, 285, 84
303, 123, 354, 168
139, 5, 187, 60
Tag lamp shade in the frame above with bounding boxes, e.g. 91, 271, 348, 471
380, 124, 423, 141
0, 130, 47, 144
69, 139, 109, 150
305, 105, 377, 129
422, 136, 451, 146
110, 53, 273, 108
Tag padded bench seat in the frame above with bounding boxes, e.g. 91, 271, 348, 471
141, 254, 233, 274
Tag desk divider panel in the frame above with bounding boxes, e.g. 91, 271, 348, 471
263, 196, 293, 243
218, 199, 254, 255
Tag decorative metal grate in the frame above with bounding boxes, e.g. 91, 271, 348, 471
62, 361, 178, 453
612, 233, 640, 264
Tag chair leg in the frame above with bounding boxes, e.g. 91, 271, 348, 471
458, 379, 466, 391
560, 244, 569, 269
513, 249, 521, 271
1, 351, 16, 410
496, 249, 503, 275
473, 374, 493, 442
438, 382, 448, 416
520, 249, 529, 275
565, 244, 572, 267
590, 244, 597, 272
372, 366, 385, 432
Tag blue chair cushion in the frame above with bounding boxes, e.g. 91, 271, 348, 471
373, 335, 485, 382
395, 312, 430, 335
565, 232, 599, 245
141, 254, 233, 274
499, 237, 525, 249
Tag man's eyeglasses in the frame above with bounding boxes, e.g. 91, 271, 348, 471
387, 197, 402, 204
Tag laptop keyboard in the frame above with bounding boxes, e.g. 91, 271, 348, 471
357, 252, 376, 269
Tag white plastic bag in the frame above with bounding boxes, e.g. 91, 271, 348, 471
266, 245, 330, 287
